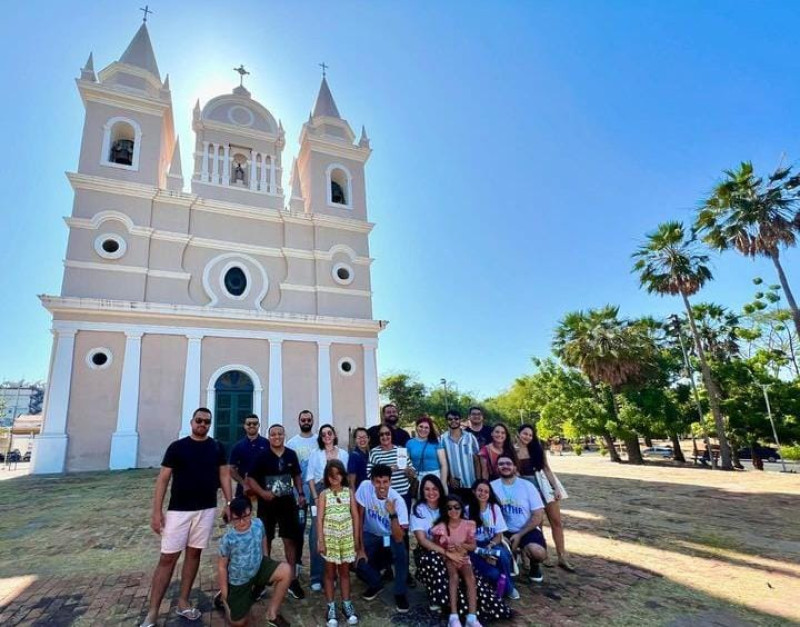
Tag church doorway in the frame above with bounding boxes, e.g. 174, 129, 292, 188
213, 370, 254, 455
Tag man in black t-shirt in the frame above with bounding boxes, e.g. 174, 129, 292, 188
367, 403, 411, 449
139, 407, 231, 627
465, 405, 494, 447
246, 423, 307, 600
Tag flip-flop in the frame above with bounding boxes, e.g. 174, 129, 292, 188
138, 621, 156, 627
174, 606, 201, 621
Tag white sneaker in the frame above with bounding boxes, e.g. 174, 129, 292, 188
311, 583, 323, 592
508, 586, 520, 600
466, 618, 483, 627
448, 614, 463, 627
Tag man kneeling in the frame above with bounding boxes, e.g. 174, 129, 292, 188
217, 497, 292, 627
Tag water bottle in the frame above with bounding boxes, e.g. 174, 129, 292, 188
298, 507, 306, 526
496, 574, 507, 598
476, 546, 502, 559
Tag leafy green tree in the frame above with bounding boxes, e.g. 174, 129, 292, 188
633, 221, 734, 469
697, 160, 800, 338
379, 373, 428, 427
553, 306, 658, 464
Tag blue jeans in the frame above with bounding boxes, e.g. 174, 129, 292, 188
470, 543, 514, 588
356, 532, 408, 595
308, 512, 324, 585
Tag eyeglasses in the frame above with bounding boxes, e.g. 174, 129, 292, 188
447, 504, 462, 511
497, 461, 514, 467
231, 513, 251, 522
448, 417, 461, 421
245, 422, 259, 427
194, 418, 211, 425
379, 432, 392, 437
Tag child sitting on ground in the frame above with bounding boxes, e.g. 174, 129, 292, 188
216, 496, 293, 627
317, 459, 361, 626
431, 495, 482, 627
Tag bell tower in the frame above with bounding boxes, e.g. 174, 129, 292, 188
293, 73, 372, 221
75, 22, 177, 189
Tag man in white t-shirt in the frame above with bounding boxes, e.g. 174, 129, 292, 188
355, 464, 410, 613
490, 455, 547, 583
285, 410, 318, 587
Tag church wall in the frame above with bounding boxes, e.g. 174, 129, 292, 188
284, 258, 316, 285
284, 222, 314, 250
282, 341, 318, 439
317, 292, 373, 319
78, 101, 165, 185
137, 334, 187, 467
304, 152, 367, 221
151, 200, 190, 233
194, 183, 281, 211
73, 189, 153, 227
200, 337, 270, 418
273, 289, 317, 315
330, 343, 366, 440
147, 239, 189, 273
65, 330, 125, 471
315, 227, 370, 258
62, 267, 147, 301
189, 211, 284, 250
65, 224, 150, 269
145, 276, 194, 306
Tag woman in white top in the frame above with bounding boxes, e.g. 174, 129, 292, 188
413, 475, 512, 622
468, 480, 518, 600
306, 424, 349, 591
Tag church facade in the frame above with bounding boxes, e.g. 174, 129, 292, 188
33, 23, 385, 473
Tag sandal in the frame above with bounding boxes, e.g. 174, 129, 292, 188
174, 606, 201, 621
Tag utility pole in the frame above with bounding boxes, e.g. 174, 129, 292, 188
440, 379, 449, 412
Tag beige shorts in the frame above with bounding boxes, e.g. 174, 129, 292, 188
161, 508, 217, 554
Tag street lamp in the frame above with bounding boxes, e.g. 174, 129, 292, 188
747, 370, 788, 473
440, 378, 449, 412
667, 314, 716, 469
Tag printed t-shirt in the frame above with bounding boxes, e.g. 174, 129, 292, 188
466, 503, 508, 544
162, 436, 226, 511
466, 424, 494, 448
355, 481, 408, 537
490, 477, 544, 533
219, 518, 266, 585
249, 447, 301, 509
409, 502, 439, 540
406, 438, 440, 473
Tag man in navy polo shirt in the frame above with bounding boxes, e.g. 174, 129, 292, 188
229, 414, 269, 497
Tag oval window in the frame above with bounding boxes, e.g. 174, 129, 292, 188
224, 266, 248, 297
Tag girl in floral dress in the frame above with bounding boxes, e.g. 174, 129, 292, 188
317, 459, 361, 626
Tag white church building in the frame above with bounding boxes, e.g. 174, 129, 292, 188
33, 22, 385, 473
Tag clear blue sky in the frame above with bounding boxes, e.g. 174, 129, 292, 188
1, 1, 798, 399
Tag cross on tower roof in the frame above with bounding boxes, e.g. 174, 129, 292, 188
233, 64, 250, 87
319, 62, 329, 78
139, 5, 153, 22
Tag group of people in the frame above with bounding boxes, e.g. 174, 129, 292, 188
138, 404, 573, 627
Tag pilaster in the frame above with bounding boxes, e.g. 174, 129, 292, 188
109, 331, 143, 469
180, 334, 203, 437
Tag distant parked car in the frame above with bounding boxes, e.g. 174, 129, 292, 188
22, 451, 31, 462
642, 446, 674, 459
738, 447, 781, 463
6, 450, 21, 463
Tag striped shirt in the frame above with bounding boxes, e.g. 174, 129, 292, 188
367, 445, 415, 496
440, 430, 479, 487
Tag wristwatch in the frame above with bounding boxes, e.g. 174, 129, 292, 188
389, 513, 398, 520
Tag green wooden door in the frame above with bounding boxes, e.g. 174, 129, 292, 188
214, 371, 254, 455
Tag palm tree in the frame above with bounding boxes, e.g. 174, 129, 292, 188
632, 221, 733, 469
697, 161, 800, 339
553, 306, 654, 464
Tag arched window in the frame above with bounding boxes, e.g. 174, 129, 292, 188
327, 164, 352, 207
101, 117, 142, 170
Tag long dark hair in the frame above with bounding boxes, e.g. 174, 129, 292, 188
351, 427, 369, 453
519, 423, 545, 471
317, 423, 339, 449
470, 479, 499, 529
413, 474, 448, 520
491, 422, 519, 466
435, 494, 469, 527
323, 459, 349, 489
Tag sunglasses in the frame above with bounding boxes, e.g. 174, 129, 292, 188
245, 422, 259, 427
447, 504, 462, 511
379, 432, 392, 437
194, 418, 211, 425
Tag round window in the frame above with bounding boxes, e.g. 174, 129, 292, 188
332, 262, 354, 286
224, 266, 248, 297
337, 357, 356, 376
86, 347, 113, 370
94, 234, 127, 260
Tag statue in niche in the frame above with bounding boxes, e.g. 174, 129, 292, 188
234, 162, 246, 184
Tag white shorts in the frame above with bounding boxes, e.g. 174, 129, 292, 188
161, 507, 217, 554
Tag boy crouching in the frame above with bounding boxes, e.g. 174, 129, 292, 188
216, 497, 292, 627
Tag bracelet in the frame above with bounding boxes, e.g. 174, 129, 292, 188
389, 513, 398, 520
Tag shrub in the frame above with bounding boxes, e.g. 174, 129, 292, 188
573, 445, 583, 456
781, 444, 800, 461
